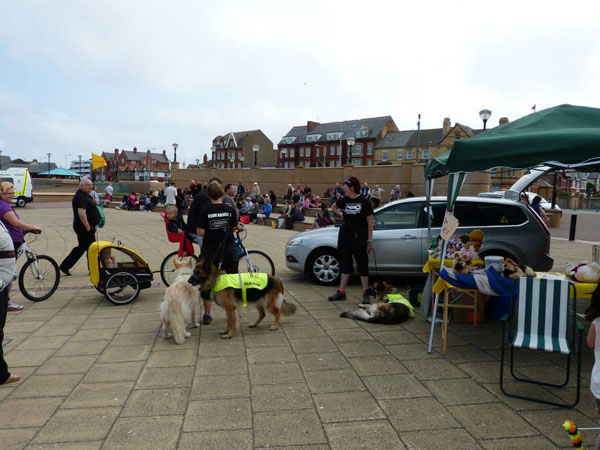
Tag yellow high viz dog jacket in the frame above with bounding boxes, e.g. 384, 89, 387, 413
212, 273, 268, 307
385, 294, 414, 318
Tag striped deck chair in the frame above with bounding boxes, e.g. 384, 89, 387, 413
499, 277, 583, 407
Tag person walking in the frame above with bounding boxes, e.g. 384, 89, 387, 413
59, 178, 100, 276
328, 177, 374, 305
0, 182, 41, 311
0, 220, 20, 385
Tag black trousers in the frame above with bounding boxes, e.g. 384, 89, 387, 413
60, 227, 96, 272
0, 287, 10, 384
337, 226, 369, 276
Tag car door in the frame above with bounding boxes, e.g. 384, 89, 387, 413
371, 201, 424, 274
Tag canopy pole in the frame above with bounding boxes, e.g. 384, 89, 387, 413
427, 238, 449, 353
426, 178, 434, 243
551, 170, 558, 209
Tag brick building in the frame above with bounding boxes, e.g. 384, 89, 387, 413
97, 148, 171, 181
278, 116, 398, 168
211, 130, 274, 169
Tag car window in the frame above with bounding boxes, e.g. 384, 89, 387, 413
426, 201, 485, 227
374, 202, 422, 230
475, 203, 527, 225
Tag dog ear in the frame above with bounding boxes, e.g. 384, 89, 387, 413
173, 259, 181, 269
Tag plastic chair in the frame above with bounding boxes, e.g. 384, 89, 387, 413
500, 277, 583, 407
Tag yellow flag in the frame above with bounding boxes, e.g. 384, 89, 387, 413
92, 153, 107, 170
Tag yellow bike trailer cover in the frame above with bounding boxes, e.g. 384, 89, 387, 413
88, 240, 152, 287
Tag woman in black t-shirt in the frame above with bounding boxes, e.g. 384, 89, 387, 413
328, 177, 374, 305
196, 181, 239, 324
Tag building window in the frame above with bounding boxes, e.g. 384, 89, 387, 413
290, 149, 295, 157
397, 149, 403, 160
367, 159, 373, 166
406, 150, 413, 159
354, 159, 361, 166
306, 147, 311, 157
238, 151, 242, 159
316, 147, 320, 158
354, 143, 363, 155
422, 149, 429, 159
290, 162, 295, 168
300, 148, 304, 157
327, 132, 342, 140
491, 168, 497, 176
367, 143, 373, 155
454, 133, 461, 140
337, 145, 341, 155
382, 150, 388, 162
330, 146, 335, 156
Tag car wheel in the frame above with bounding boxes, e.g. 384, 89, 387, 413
16, 197, 26, 207
307, 248, 340, 285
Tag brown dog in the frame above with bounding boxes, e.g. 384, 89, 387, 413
188, 257, 296, 339
340, 281, 412, 324
502, 258, 536, 280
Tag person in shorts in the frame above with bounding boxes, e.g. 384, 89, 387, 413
328, 177, 374, 305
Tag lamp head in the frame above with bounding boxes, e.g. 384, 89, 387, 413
252, 144, 260, 153
172, 143, 179, 150
346, 137, 355, 146
479, 109, 492, 121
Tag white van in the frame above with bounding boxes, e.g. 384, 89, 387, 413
0, 168, 34, 207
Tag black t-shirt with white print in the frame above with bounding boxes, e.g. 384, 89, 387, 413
198, 203, 237, 254
336, 195, 373, 233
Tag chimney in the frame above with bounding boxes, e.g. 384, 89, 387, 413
442, 117, 451, 135
163, 150, 167, 156
499, 117, 509, 125
133, 147, 137, 153
32, 159, 38, 163
380, 126, 388, 139
307, 121, 320, 132
114, 148, 118, 156
203, 154, 208, 164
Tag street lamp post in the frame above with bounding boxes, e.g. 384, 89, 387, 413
47, 153, 51, 172
172, 143, 178, 162
210, 146, 216, 168
416, 113, 421, 161
78, 154, 82, 175
281, 148, 287, 168
479, 109, 492, 131
346, 137, 355, 165
196, 158, 200, 167
252, 145, 260, 168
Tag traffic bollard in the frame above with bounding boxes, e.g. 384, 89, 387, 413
569, 213, 577, 241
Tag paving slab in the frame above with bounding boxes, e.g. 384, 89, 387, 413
1, 206, 597, 449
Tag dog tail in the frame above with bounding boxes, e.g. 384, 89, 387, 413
280, 299, 297, 316
340, 309, 379, 323
170, 299, 187, 345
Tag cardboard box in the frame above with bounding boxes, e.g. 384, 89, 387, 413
451, 293, 486, 324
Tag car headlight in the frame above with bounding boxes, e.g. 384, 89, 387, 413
287, 238, 304, 247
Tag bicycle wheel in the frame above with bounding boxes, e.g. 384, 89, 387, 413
18, 255, 60, 301
160, 251, 198, 287
240, 250, 275, 276
104, 272, 139, 305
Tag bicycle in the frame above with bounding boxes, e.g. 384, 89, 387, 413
17, 230, 60, 301
235, 225, 275, 276
159, 224, 274, 286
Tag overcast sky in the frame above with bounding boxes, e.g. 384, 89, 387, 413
0, 0, 599, 167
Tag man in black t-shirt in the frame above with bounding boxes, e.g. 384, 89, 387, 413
59, 178, 100, 276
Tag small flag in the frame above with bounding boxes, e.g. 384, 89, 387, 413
91, 153, 107, 170
531, 104, 536, 112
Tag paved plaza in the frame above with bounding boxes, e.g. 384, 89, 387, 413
0, 205, 599, 449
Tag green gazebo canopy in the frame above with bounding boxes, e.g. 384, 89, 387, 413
38, 167, 82, 178
426, 104, 600, 179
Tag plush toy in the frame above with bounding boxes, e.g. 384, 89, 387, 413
566, 261, 600, 283
502, 258, 536, 279
466, 230, 484, 253
453, 252, 472, 275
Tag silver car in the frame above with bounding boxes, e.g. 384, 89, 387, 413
285, 196, 553, 285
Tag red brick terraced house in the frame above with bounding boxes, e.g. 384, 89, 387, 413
278, 116, 399, 168
97, 148, 171, 181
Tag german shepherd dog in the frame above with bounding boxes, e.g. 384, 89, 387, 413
188, 257, 297, 339
340, 281, 412, 324
502, 257, 536, 280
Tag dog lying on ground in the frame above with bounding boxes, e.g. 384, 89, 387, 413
188, 257, 296, 339
340, 281, 414, 324
502, 257, 536, 280
160, 258, 200, 344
